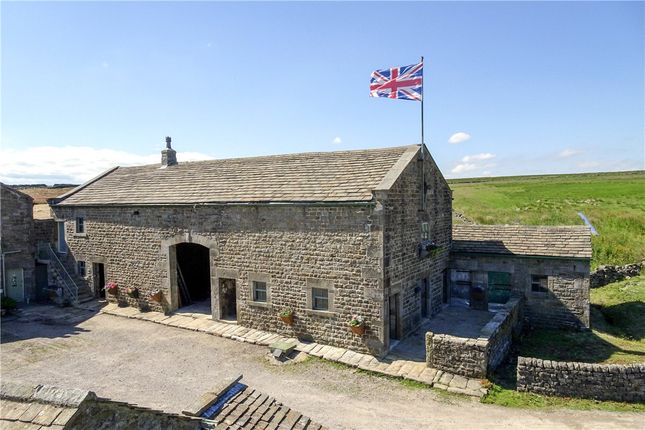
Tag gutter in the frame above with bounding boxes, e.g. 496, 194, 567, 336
50, 200, 377, 208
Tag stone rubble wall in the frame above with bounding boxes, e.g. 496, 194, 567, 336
517, 356, 645, 403
591, 262, 643, 288
426, 297, 523, 378
53, 204, 387, 355
33, 218, 56, 245
70, 398, 201, 430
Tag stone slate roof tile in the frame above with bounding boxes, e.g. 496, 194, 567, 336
56, 145, 419, 206
452, 224, 592, 259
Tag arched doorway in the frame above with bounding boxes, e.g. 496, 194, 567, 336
175, 243, 211, 310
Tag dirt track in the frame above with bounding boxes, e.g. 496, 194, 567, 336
1, 310, 642, 429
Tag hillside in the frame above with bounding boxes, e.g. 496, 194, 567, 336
448, 171, 645, 268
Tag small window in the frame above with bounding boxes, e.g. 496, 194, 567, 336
531, 275, 548, 294
75, 217, 85, 234
421, 222, 429, 240
312, 287, 329, 311
252, 281, 267, 302
77, 261, 86, 277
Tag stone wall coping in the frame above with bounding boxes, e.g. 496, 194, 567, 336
0, 381, 96, 407
518, 356, 645, 372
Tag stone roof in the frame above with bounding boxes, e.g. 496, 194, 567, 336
202, 384, 326, 430
452, 224, 592, 259
55, 145, 420, 206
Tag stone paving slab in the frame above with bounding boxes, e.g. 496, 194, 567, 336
100, 305, 486, 398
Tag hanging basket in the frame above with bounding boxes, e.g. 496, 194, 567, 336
149, 290, 163, 303
350, 325, 365, 336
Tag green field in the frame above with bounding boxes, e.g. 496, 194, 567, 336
448, 170, 645, 268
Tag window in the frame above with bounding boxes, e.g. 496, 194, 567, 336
75, 217, 85, 234
421, 222, 429, 240
77, 261, 86, 277
312, 287, 329, 311
531, 275, 548, 294
252, 281, 267, 302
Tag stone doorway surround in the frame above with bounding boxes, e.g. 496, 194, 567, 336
160, 233, 219, 317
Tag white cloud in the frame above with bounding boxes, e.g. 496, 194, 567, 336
451, 163, 477, 173
461, 153, 495, 163
451, 153, 496, 175
577, 161, 600, 169
0, 146, 214, 185
332, 137, 342, 144
558, 148, 582, 158
448, 132, 471, 145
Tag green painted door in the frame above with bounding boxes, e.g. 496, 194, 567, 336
6, 268, 25, 302
488, 271, 511, 304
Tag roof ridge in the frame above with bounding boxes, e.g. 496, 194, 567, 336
113, 144, 420, 171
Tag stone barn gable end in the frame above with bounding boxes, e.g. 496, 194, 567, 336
50, 144, 453, 356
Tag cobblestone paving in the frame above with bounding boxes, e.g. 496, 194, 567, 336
101, 304, 487, 398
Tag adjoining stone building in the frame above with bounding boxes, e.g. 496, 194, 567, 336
1, 183, 36, 303
450, 224, 591, 329
50, 142, 452, 355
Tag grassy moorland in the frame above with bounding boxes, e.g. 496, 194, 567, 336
448, 170, 645, 269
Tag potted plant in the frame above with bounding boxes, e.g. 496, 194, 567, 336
348, 315, 366, 335
1, 297, 17, 316
149, 289, 163, 303
106, 282, 118, 296
278, 308, 294, 325
126, 287, 139, 299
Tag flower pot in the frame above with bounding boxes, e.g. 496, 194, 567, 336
280, 315, 294, 325
149, 291, 163, 303
350, 325, 365, 336
107, 288, 118, 296
126, 288, 139, 299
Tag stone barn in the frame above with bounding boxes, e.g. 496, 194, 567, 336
50, 141, 453, 355
450, 224, 591, 329
1, 183, 36, 303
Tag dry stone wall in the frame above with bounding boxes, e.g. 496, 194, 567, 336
383, 147, 452, 343
426, 297, 523, 378
517, 356, 645, 403
591, 262, 643, 288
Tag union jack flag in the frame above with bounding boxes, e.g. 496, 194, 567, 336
370, 61, 423, 101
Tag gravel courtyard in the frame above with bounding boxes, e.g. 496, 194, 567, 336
1, 307, 641, 430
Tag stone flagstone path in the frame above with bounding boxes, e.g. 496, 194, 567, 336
100, 304, 486, 398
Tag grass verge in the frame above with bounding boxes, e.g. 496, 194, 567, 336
482, 384, 645, 412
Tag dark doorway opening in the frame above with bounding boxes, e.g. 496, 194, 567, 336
389, 293, 400, 341
442, 270, 449, 304
421, 279, 429, 318
176, 243, 211, 308
219, 278, 237, 321
93, 263, 106, 299
35, 263, 48, 300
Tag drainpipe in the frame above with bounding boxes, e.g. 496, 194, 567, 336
0, 250, 21, 297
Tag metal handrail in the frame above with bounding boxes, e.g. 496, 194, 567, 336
39, 242, 78, 304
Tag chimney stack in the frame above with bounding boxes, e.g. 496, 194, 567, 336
161, 136, 177, 167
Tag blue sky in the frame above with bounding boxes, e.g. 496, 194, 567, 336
1, 1, 643, 184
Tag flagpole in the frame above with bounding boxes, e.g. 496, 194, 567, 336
421, 56, 424, 146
